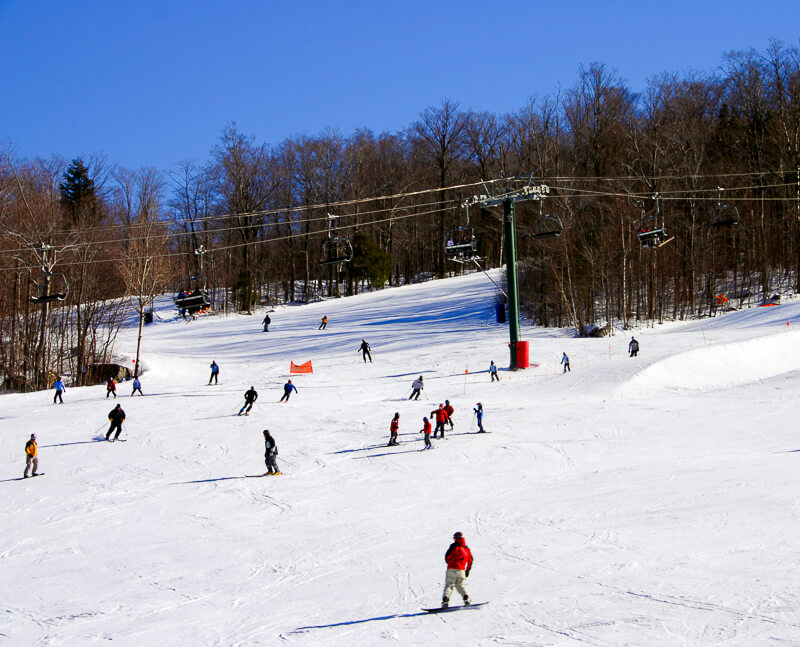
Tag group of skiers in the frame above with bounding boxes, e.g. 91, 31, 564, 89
391, 400, 486, 449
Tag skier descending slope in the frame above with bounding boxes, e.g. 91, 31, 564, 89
408, 376, 423, 400
442, 531, 473, 608
239, 387, 258, 416
106, 404, 126, 441
279, 380, 297, 403
263, 430, 281, 475
208, 360, 220, 385
388, 412, 400, 446
474, 402, 485, 433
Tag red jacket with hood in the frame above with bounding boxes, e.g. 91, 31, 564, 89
445, 536, 473, 571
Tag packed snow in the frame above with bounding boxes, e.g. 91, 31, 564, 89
3, 270, 800, 646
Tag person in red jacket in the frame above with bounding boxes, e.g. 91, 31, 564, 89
419, 416, 433, 449
388, 412, 400, 446
431, 404, 449, 439
106, 377, 117, 399
443, 399, 455, 430
442, 531, 473, 608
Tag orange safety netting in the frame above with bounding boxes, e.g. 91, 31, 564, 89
290, 361, 313, 374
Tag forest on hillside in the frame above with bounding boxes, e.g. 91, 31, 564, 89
2, 42, 800, 390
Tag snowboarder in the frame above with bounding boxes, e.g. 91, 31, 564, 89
441, 531, 473, 608
239, 386, 258, 415
444, 400, 455, 430
319, 315, 328, 330
629, 336, 639, 357
106, 404, 126, 441
388, 412, 400, 446
23, 434, 39, 478
279, 379, 297, 403
52, 376, 65, 404
561, 352, 570, 373
489, 361, 499, 382
431, 404, 450, 439
474, 402, 485, 433
131, 377, 143, 396
408, 375, 423, 400
358, 339, 372, 363
106, 377, 117, 399
208, 361, 220, 385
420, 416, 433, 449
263, 429, 281, 475
262, 314, 271, 332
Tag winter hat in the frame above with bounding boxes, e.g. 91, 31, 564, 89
250, 386, 254, 389
423, 417, 429, 421
453, 531, 463, 539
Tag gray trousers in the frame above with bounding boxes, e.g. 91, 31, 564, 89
24, 455, 39, 477
265, 453, 279, 473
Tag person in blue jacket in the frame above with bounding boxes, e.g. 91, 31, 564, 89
473, 402, 485, 433
52, 376, 66, 404
131, 377, 143, 396
208, 361, 220, 385
561, 352, 570, 373
279, 379, 297, 403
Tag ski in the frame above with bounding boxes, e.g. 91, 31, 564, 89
422, 602, 488, 613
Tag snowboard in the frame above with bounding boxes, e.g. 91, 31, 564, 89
21, 473, 45, 479
247, 473, 283, 477
422, 602, 488, 613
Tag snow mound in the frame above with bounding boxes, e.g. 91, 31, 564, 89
617, 329, 800, 396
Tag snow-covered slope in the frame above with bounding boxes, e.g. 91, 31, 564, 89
3, 271, 800, 646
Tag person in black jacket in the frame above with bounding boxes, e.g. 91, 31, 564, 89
628, 336, 639, 357
358, 339, 372, 363
239, 387, 258, 416
263, 429, 281, 475
106, 404, 126, 441
262, 314, 271, 332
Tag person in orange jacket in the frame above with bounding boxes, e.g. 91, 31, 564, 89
420, 416, 433, 449
388, 412, 400, 446
442, 531, 473, 608
24, 434, 39, 478
443, 400, 455, 430
431, 404, 450, 439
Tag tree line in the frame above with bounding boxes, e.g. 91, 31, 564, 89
2, 42, 800, 390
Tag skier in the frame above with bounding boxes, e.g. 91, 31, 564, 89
131, 377, 143, 396
319, 315, 328, 330
106, 404, 126, 441
263, 429, 281, 475
441, 531, 473, 608
489, 360, 499, 382
629, 336, 639, 358
239, 386, 259, 415
262, 314, 271, 332
106, 377, 117, 399
208, 360, 220, 385
388, 412, 400, 446
358, 339, 372, 363
52, 375, 65, 404
23, 433, 39, 478
408, 375, 424, 400
561, 352, 570, 373
420, 416, 433, 449
279, 379, 297, 403
474, 402, 485, 433
431, 404, 450, 439
443, 400, 455, 430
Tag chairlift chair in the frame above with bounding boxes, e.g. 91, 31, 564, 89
321, 237, 354, 265
445, 203, 480, 263
320, 213, 353, 266
174, 288, 211, 314
29, 272, 69, 304
711, 187, 740, 228
637, 194, 672, 248
530, 201, 563, 240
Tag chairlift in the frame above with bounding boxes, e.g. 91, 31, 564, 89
174, 288, 211, 314
321, 213, 353, 266
530, 200, 563, 240
711, 187, 740, 228
29, 272, 69, 304
637, 194, 673, 249
445, 205, 480, 263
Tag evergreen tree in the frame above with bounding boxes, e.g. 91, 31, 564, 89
59, 158, 97, 225
348, 232, 391, 291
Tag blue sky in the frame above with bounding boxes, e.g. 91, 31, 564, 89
1, 0, 798, 171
